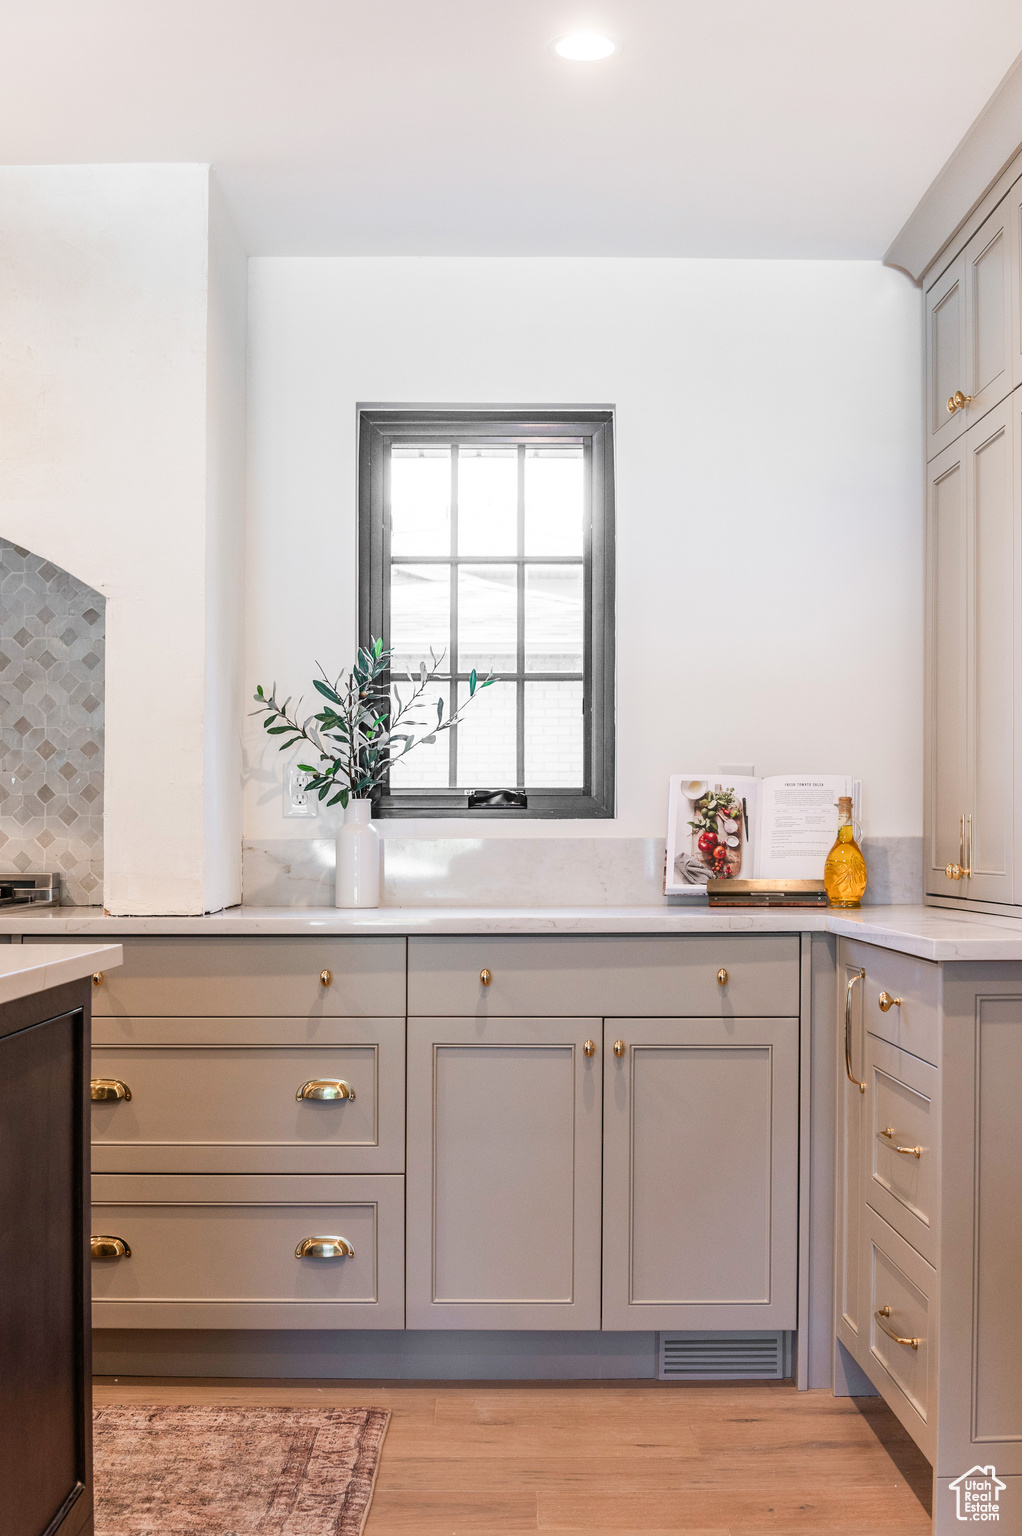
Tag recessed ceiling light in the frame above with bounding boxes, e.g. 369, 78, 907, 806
554, 32, 616, 62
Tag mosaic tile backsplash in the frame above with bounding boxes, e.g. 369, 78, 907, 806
0, 539, 105, 905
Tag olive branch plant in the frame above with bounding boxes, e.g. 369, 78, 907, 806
253, 638, 495, 809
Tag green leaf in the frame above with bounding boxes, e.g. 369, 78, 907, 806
313, 679, 343, 705
266, 725, 293, 735
469, 669, 477, 696
373, 636, 383, 658
297, 763, 315, 773
255, 684, 264, 698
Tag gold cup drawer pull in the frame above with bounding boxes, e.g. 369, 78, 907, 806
876, 1306, 920, 1349
91, 1235, 131, 1260
877, 991, 901, 1013
297, 1079, 355, 1102
91, 1079, 131, 1102
878, 1127, 923, 1158
295, 1235, 354, 1260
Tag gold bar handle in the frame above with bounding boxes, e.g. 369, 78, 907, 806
875, 1306, 920, 1349
297, 1079, 355, 1102
295, 1235, 355, 1260
877, 1127, 922, 1158
844, 968, 866, 1093
91, 1235, 131, 1260
91, 1079, 131, 1102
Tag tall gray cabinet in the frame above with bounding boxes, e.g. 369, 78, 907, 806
925, 176, 1022, 915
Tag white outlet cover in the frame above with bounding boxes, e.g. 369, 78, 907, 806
284, 766, 319, 818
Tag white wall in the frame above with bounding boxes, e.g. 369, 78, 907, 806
0, 164, 246, 913
245, 257, 923, 846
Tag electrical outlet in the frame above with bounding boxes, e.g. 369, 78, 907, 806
284, 767, 319, 819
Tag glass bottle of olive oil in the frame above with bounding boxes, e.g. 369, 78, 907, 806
824, 795, 867, 908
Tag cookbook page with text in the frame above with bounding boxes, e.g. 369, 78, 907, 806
754, 775, 853, 880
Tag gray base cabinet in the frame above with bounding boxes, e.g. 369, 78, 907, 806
602, 1017, 798, 1331
836, 937, 1022, 1533
405, 1016, 602, 1329
25, 933, 803, 1344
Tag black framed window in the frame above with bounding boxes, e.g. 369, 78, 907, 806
359, 409, 614, 818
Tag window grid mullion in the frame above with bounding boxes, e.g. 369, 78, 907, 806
448, 445, 459, 790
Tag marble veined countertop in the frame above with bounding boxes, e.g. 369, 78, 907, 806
2, 904, 1022, 962
0, 943, 123, 1006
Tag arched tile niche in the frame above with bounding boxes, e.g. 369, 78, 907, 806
0, 538, 105, 904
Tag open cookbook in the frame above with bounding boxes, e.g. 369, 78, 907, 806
664, 773, 861, 896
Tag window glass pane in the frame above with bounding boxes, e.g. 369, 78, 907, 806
524, 565, 583, 673
454, 679, 517, 788
524, 681, 584, 787
524, 447, 583, 555
388, 680, 450, 789
458, 447, 517, 555
459, 565, 517, 675
390, 448, 450, 555
390, 564, 451, 675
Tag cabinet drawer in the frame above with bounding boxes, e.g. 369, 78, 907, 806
85, 936, 405, 1017
90, 1019, 404, 1174
90, 1173, 404, 1328
865, 1209, 936, 1459
842, 939, 939, 1066
408, 935, 800, 1017
866, 1035, 939, 1266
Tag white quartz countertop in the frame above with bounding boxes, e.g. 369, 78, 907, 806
0, 943, 123, 1007
4, 904, 1022, 961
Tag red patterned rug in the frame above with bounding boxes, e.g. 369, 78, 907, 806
92, 1405, 390, 1535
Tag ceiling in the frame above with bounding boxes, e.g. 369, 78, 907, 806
3, 0, 1022, 257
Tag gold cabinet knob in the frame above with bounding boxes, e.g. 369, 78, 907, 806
91, 1079, 131, 1102
295, 1235, 355, 1260
613, 1039, 626, 1057
91, 1235, 131, 1260
320, 969, 332, 987
946, 389, 973, 414
877, 991, 902, 1013
717, 967, 728, 987
583, 1039, 596, 1057
479, 968, 492, 987
92, 972, 103, 987
296, 1079, 355, 1102
945, 863, 963, 881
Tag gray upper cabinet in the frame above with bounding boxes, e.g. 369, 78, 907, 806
927, 254, 967, 459
405, 1015, 602, 1329
601, 1017, 798, 1331
925, 392, 1018, 906
926, 197, 1014, 463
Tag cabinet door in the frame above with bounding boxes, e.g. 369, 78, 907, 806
962, 199, 1013, 428
926, 254, 967, 459
925, 436, 970, 894
406, 1017, 602, 1328
965, 399, 1015, 904
1, 1005, 92, 1536
601, 1017, 797, 1330
1009, 176, 1022, 391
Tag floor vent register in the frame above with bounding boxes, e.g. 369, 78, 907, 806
657, 1331, 791, 1381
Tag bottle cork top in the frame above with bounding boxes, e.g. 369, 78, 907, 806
837, 796, 852, 811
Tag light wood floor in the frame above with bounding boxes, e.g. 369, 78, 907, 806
93, 1377, 932, 1535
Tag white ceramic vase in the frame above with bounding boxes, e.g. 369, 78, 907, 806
334, 799, 380, 909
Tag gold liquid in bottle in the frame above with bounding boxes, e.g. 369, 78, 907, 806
824, 795, 867, 909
